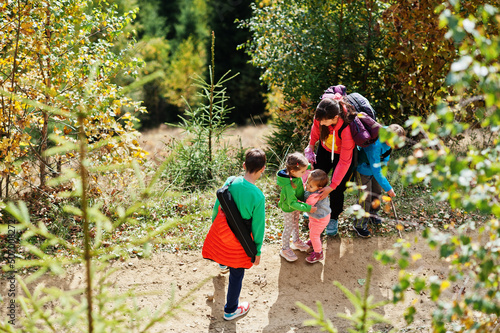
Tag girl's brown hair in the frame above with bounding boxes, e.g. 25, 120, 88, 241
307, 169, 329, 188
315, 98, 357, 142
285, 152, 308, 188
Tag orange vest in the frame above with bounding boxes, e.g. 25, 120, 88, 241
202, 207, 253, 269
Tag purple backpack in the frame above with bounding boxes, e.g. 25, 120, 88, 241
344, 111, 381, 147
321, 87, 381, 147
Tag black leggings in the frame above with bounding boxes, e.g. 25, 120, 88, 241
313, 144, 357, 220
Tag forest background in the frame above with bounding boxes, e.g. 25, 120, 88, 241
0, 0, 499, 332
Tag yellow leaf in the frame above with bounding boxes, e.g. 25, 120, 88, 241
411, 253, 422, 261
396, 224, 404, 231
384, 202, 392, 213
440, 280, 450, 291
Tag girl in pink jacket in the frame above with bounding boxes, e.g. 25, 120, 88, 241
304, 92, 357, 236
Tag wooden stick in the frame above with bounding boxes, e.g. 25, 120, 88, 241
391, 200, 403, 238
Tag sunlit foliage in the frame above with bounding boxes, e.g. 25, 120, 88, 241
0, 0, 148, 198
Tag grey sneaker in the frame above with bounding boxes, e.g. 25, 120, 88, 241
325, 219, 338, 236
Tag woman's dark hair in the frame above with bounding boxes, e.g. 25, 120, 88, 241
245, 148, 266, 173
315, 98, 356, 142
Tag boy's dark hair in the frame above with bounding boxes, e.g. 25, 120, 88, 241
307, 169, 329, 188
245, 148, 266, 173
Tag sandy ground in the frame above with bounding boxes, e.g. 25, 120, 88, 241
2, 231, 458, 333
125, 232, 450, 333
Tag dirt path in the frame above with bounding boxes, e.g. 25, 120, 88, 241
16, 231, 455, 333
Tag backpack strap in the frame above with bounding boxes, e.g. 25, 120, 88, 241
337, 121, 349, 140
380, 148, 392, 161
217, 178, 257, 262
362, 147, 392, 166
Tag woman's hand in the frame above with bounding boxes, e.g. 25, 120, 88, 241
318, 186, 334, 200
253, 255, 261, 266
387, 189, 396, 197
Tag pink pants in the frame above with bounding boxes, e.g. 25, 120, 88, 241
309, 215, 330, 253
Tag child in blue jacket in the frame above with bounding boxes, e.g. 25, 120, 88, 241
354, 124, 406, 238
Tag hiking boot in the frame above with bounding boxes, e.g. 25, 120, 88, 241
370, 215, 382, 225
290, 239, 310, 252
353, 225, 371, 238
280, 248, 298, 262
224, 302, 250, 321
306, 251, 324, 263
325, 219, 338, 236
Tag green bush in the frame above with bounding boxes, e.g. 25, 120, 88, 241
165, 33, 244, 189
375, 2, 500, 332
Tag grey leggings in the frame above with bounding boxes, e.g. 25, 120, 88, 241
281, 211, 301, 250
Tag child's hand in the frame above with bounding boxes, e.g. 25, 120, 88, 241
387, 189, 396, 197
310, 206, 318, 213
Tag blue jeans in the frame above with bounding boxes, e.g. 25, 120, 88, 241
224, 267, 245, 313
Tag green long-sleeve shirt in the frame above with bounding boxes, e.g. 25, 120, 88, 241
276, 169, 313, 213
212, 176, 266, 256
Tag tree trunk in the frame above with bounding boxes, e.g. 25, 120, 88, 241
39, 3, 52, 188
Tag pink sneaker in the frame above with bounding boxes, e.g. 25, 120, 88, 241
290, 239, 310, 252
280, 248, 298, 262
306, 251, 324, 264
306, 239, 312, 247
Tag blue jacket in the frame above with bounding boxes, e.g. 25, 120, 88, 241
357, 139, 392, 192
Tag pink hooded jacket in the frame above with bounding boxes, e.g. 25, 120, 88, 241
308, 117, 355, 190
